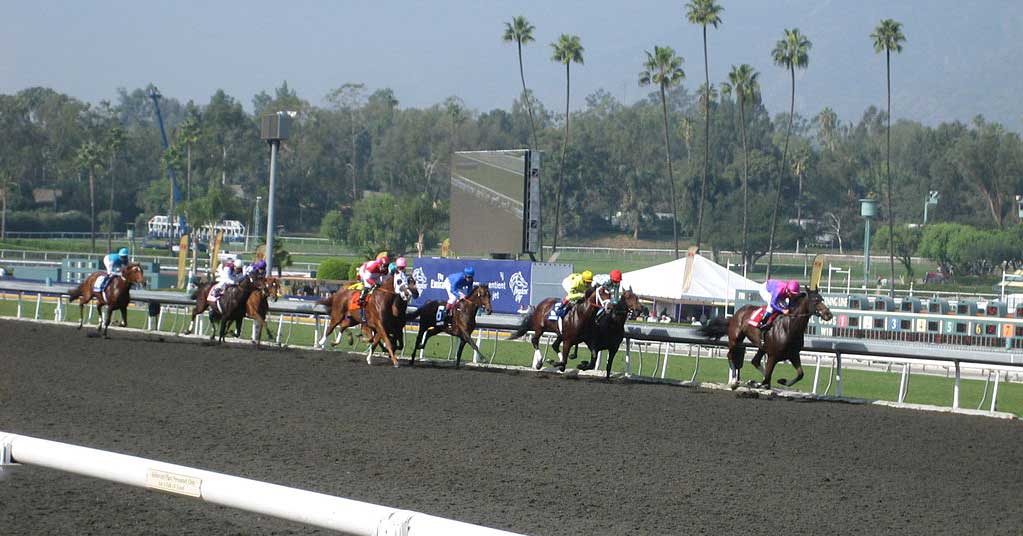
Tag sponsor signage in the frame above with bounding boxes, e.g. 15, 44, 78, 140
411, 258, 532, 314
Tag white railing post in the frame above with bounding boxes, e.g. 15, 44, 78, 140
898, 363, 910, 403
991, 370, 1000, 413
812, 355, 822, 394
835, 352, 843, 397
953, 361, 961, 409
16, 291, 23, 318
624, 338, 632, 377
33, 293, 42, 320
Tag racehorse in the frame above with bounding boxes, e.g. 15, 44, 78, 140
368, 274, 419, 354
232, 276, 280, 346
315, 274, 403, 367
575, 289, 643, 379
507, 285, 613, 372
183, 278, 216, 336
67, 263, 146, 338
208, 275, 259, 344
407, 285, 492, 368
698, 289, 833, 389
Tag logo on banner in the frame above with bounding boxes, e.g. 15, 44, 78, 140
509, 271, 529, 303
412, 267, 428, 289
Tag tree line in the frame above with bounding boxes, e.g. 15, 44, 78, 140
0, 8, 1020, 273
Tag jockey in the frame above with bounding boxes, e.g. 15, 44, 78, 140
759, 279, 800, 329
592, 269, 624, 301
99, 247, 130, 290
391, 257, 409, 295
444, 266, 475, 315
103, 247, 130, 275
357, 254, 389, 304
209, 260, 243, 302
559, 270, 593, 317
243, 259, 267, 278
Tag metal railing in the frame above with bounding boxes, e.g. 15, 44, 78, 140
0, 279, 1019, 417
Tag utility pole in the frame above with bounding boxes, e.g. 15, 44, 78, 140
260, 112, 293, 275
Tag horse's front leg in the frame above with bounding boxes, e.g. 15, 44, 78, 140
758, 354, 779, 390
77, 301, 85, 329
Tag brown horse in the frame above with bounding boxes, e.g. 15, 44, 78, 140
367, 273, 420, 354
698, 289, 833, 389
315, 274, 403, 367
575, 289, 643, 379
407, 285, 493, 368
67, 263, 146, 337
233, 276, 280, 346
507, 285, 613, 372
183, 279, 215, 336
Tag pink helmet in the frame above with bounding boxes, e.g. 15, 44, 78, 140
786, 280, 800, 294
395, 257, 407, 269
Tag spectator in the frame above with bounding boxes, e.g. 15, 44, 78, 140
0, 266, 6, 278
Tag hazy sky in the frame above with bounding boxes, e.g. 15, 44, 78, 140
3, 1, 1021, 129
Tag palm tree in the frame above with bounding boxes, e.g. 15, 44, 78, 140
178, 115, 201, 202
765, 28, 811, 279
814, 107, 839, 151
640, 46, 686, 259
550, 34, 584, 252
502, 16, 539, 150
75, 141, 104, 253
721, 64, 760, 273
106, 126, 126, 252
872, 18, 906, 298
686, 0, 723, 251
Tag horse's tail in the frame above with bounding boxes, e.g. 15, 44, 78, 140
507, 310, 534, 340
67, 284, 82, 302
697, 316, 730, 340
317, 295, 332, 306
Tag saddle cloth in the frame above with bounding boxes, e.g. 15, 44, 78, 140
93, 274, 118, 292
747, 306, 769, 327
348, 292, 362, 311
547, 305, 562, 321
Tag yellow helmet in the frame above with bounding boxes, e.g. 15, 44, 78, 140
581, 270, 593, 283
376, 251, 389, 260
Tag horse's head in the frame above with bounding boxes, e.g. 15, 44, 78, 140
265, 277, 281, 301
122, 263, 146, 286
803, 289, 833, 321
405, 275, 420, 299
472, 284, 492, 315
618, 289, 643, 319
587, 285, 614, 311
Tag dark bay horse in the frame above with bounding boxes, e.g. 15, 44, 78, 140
368, 274, 419, 354
183, 278, 216, 336
67, 263, 146, 338
508, 285, 612, 372
576, 289, 643, 379
407, 285, 492, 368
698, 289, 833, 389
208, 275, 259, 344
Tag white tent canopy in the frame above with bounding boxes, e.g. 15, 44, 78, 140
621, 255, 762, 305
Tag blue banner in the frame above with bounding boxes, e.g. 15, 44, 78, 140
411, 258, 533, 314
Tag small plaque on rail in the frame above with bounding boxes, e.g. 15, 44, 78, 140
146, 468, 202, 497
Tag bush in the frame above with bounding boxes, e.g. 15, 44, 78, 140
347, 262, 361, 280
5, 210, 90, 232
317, 259, 350, 281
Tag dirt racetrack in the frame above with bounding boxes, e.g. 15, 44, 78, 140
1, 319, 1022, 535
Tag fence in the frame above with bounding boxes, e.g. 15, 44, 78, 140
0, 431, 522, 536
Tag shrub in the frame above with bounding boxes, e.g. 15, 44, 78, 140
317, 259, 350, 281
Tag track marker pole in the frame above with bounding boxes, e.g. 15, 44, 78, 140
812, 355, 821, 394
953, 361, 961, 409
835, 352, 844, 397
991, 370, 1000, 413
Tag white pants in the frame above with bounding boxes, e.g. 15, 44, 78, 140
445, 281, 460, 304
103, 257, 119, 275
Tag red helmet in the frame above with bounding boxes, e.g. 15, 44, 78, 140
610, 269, 623, 283
786, 280, 800, 294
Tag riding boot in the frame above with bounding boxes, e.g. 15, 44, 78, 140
358, 287, 369, 306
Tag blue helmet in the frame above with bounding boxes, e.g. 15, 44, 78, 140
118, 247, 129, 258
463, 266, 475, 278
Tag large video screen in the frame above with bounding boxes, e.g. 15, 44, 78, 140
450, 150, 528, 256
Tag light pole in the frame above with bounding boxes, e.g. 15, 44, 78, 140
923, 190, 939, 225
861, 198, 878, 289
260, 112, 293, 275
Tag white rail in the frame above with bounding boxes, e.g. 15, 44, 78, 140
0, 431, 522, 536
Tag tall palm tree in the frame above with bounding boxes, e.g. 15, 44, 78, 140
502, 16, 539, 150
686, 0, 723, 251
872, 18, 906, 298
721, 64, 760, 273
640, 46, 686, 259
765, 28, 811, 279
106, 126, 125, 252
550, 34, 584, 252
75, 141, 104, 253
814, 107, 839, 151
